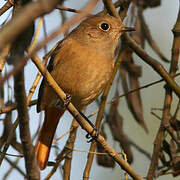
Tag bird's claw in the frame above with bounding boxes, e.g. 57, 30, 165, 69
86, 128, 99, 143
61, 93, 71, 109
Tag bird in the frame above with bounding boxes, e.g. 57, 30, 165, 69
35, 13, 134, 170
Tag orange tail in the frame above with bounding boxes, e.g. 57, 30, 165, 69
35, 108, 65, 170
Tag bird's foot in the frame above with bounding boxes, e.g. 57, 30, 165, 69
61, 93, 71, 109
78, 111, 99, 142
86, 128, 99, 143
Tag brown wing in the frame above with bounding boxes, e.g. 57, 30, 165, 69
36, 41, 62, 112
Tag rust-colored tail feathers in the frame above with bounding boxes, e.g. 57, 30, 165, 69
35, 108, 64, 170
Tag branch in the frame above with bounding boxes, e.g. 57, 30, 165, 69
63, 120, 79, 180
31, 36, 143, 180
14, 69, 40, 179
124, 34, 180, 98
0, 0, 61, 51
4, 157, 25, 178
56, 5, 82, 14
147, 3, 180, 179
138, 6, 169, 62
0, 100, 37, 114
0, 118, 19, 166
83, 48, 124, 179
0, 0, 14, 16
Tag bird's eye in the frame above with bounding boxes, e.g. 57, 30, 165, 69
99, 23, 110, 31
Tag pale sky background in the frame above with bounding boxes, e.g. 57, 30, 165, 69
0, 0, 180, 179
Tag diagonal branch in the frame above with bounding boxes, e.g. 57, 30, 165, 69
31, 37, 143, 180
124, 34, 180, 98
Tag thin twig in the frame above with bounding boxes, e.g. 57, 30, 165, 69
0, 151, 23, 158
0, 118, 19, 166
139, 6, 169, 63
53, 127, 73, 143
4, 157, 26, 178
45, 149, 71, 180
0, 45, 11, 107
0, 0, 14, 16
0, 99, 37, 114
103, 0, 120, 19
56, 6, 82, 14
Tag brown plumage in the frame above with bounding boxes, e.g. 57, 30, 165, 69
35, 14, 131, 170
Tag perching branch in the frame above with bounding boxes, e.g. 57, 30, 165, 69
31, 35, 143, 180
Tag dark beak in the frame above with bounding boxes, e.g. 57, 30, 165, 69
121, 26, 135, 33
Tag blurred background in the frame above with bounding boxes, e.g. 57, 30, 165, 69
0, 0, 179, 179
